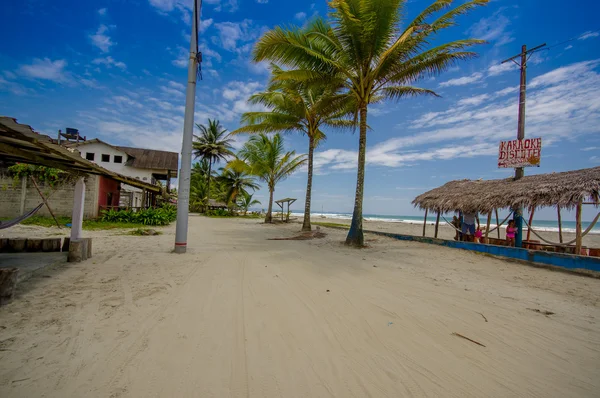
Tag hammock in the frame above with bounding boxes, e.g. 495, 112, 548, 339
441, 212, 513, 235
0, 203, 44, 230
522, 212, 600, 247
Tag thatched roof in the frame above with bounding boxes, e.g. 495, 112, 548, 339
208, 199, 227, 208
412, 166, 600, 214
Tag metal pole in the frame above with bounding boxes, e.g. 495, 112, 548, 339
174, 0, 201, 254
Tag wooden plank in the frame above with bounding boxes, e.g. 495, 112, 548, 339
434, 211, 441, 238
485, 212, 491, 240
495, 208, 500, 239
422, 209, 428, 237
575, 200, 583, 255
557, 207, 563, 244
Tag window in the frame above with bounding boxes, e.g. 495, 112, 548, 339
101, 154, 110, 162
85, 152, 95, 161
114, 155, 123, 163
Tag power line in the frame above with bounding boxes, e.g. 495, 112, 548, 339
531, 29, 600, 53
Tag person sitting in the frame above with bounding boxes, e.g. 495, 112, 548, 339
451, 215, 461, 241
506, 219, 517, 247
461, 211, 479, 241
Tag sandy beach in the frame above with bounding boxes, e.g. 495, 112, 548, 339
1, 216, 600, 397
309, 216, 600, 248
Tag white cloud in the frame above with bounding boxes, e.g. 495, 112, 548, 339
439, 72, 483, 87
256, 0, 268, 3
18, 58, 70, 83
487, 62, 517, 77
90, 24, 114, 53
313, 59, 600, 173
222, 80, 262, 100
467, 9, 514, 47
92, 56, 126, 70
590, 156, 600, 163
200, 18, 213, 33
98, 8, 107, 16
295, 12, 307, 21
0, 77, 30, 96
581, 146, 599, 152
565, 45, 573, 50
457, 94, 489, 107
579, 31, 599, 41
213, 20, 266, 53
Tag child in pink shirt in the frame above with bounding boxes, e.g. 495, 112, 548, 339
506, 220, 517, 246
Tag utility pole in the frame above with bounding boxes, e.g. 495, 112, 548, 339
501, 43, 545, 248
174, 0, 202, 254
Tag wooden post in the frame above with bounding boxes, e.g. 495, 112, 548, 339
495, 208, 500, 239
557, 207, 563, 244
575, 200, 583, 255
526, 207, 535, 242
434, 211, 440, 238
0, 268, 19, 306
71, 178, 85, 241
422, 209, 428, 237
485, 212, 491, 241
30, 176, 61, 228
19, 177, 27, 216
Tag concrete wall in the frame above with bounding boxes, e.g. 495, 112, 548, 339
0, 172, 100, 220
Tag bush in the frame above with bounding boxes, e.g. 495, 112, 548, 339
206, 209, 234, 217
101, 203, 177, 226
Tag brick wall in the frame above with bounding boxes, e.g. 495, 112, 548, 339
0, 170, 100, 219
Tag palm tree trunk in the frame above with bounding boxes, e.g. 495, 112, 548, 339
345, 104, 367, 247
205, 159, 212, 213
302, 135, 315, 231
265, 188, 274, 223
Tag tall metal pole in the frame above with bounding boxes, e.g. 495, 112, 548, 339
501, 42, 545, 248
174, 0, 201, 254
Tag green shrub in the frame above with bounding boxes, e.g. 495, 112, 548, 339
101, 204, 177, 226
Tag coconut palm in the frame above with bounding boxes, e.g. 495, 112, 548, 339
238, 192, 261, 215
230, 133, 307, 223
233, 65, 354, 231
253, 0, 487, 246
193, 119, 235, 211
216, 166, 260, 206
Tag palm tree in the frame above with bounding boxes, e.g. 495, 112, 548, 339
193, 119, 235, 211
253, 0, 487, 246
233, 65, 354, 231
231, 133, 307, 223
216, 166, 260, 206
189, 160, 211, 211
238, 192, 261, 215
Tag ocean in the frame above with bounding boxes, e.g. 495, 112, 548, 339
289, 211, 600, 234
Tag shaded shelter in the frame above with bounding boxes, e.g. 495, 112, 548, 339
412, 167, 600, 253
0, 116, 161, 261
275, 198, 296, 222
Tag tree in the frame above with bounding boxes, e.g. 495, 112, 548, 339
192, 119, 235, 211
216, 166, 260, 206
253, 0, 487, 246
189, 160, 211, 212
237, 192, 261, 215
231, 133, 306, 223
233, 65, 354, 231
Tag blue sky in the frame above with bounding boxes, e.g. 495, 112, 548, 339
1, 0, 599, 221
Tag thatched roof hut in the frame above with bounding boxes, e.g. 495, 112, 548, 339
412, 166, 600, 214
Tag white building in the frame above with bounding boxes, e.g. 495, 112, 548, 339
67, 139, 178, 208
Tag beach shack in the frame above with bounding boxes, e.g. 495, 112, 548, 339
412, 166, 600, 258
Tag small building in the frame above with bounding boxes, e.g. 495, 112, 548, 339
65, 139, 178, 209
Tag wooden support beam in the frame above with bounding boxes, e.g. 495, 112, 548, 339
30, 176, 61, 228
485, 212, 491, 240
575, 200, 583, 255
557, 207, 563, 244
434, 211, 441, 238
495, 209, 500, 239
527, 207, 535, 241
422, 209, 428, 237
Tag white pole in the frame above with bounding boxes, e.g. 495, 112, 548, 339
71, 178, 85, 241
174, 0, 201, 254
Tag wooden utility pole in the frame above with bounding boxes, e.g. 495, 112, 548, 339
501, 43, 546, 248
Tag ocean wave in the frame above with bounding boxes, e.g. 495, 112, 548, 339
296, 212, 600, 234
